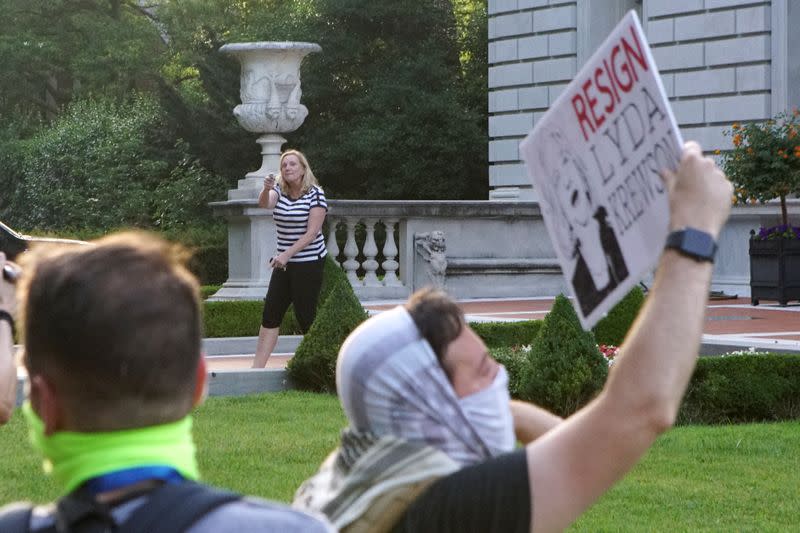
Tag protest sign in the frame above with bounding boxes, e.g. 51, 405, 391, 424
520, 10, 682, 329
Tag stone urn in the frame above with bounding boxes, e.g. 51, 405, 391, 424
220, 41, 321, 199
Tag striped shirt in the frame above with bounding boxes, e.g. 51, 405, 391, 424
273, 184, 328, 263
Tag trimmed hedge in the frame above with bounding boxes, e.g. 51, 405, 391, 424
519, 294, 608, 417
287, 260, 368, 392
203, 300, 263, 338
494, 338, 800, 424
678, 354, 800, 424
591, 286, 645, 346
200, 285, 222, 300
472, 320, 542, 348
201, 256, 349, 338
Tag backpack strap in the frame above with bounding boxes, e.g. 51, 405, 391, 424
118, 481, 241, 533
0, 504, 34, 533
0, 483, 240, 533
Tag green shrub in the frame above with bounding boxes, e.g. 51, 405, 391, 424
200, 285, 222, 300
279, 256, 350, 335
678, 354, 800, 424
519, 294, 608, 416
287, 276, 368, 392
472, 320, 542, 348
592, 286, 645, 346
162, 225, 227, 247
201, 257, 354, 338
3, 95, 229, 233
492, 347, 530, 398
151, 155, 230, 231
203, 300, 263, 338
189, 245, 228, 285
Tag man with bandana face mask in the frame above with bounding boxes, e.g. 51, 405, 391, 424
294, 142, 733, 533
293, 288, 561, 532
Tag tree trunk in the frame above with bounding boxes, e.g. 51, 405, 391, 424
780, 194, 788, 226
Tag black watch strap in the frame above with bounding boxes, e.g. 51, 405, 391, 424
0, 310, 14, 337
665, 228, 717, 263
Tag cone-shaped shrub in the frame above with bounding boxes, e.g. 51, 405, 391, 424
280, 256, 350, 334
519, 294, 608, 416
592, 286, 645, 346
286, 261, 368, 392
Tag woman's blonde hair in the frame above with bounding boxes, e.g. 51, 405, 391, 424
278, 149, 321, 195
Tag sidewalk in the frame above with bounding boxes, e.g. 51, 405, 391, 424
205, 296, 800, 371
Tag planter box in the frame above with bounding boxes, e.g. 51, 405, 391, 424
749, 238, 800, 306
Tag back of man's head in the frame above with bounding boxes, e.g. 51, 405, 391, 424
19, 231, 202, 431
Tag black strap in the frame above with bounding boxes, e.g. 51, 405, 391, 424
55, 485, 121, 533
0, 504, 34, 533
0, 482, 241, 533
118, 481, 241, 533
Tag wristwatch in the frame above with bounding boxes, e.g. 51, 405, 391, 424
665, 228, 717, 263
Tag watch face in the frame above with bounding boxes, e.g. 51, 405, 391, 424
683, 228, 716, 258
666, 228, 717, 261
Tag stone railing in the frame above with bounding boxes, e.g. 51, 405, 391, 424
209, 197, 800, 301
209, 198, 567, 300
324, 200, 572, 300
324, 208, 405, 299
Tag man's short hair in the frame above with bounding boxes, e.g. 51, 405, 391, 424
19, 231, 202, 431
404, 287, 464, 365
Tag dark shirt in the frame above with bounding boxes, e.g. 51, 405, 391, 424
391, 449, 530, 533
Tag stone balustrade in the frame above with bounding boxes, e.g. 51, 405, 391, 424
209, 198, 567, 300
209, 197, 800, 301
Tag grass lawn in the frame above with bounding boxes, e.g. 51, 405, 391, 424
1, 392, 797, 531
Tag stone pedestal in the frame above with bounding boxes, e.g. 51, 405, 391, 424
208, 201, 276, 300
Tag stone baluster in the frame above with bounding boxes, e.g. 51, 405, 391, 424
326, 218, 340, 266
362, 218, 381, 287
381, 219, 402, 286
342, 217, 363, 286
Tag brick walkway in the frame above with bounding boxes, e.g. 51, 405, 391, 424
206, 296, 800, 371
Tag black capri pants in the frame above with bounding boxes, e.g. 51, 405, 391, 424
262, 256, 325, 332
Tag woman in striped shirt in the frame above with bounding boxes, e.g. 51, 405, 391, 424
252, 149, 328, 368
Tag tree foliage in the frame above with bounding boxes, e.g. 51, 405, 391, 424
1, 0, 490, 234
0, 0, 166, 119
722, 111, 800, 226
291, 0, 488, 199
2, 95, 228, 231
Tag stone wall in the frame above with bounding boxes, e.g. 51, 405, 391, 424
488, 0, 795, 200
488, 1, 579, 201
646, 0, 773, 153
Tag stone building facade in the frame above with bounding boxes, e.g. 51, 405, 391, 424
488, 0, 798, 201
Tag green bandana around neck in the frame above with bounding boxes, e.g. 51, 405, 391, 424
22, 402, 200, 494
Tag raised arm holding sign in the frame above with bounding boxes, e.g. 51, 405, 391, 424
294, 11, 733, 533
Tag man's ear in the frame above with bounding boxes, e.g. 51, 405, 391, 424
29, 374, 65, 436
192, 356, 208, 408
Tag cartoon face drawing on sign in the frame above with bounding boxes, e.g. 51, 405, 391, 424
537, 129, 629, 317
557, 162, 593, 230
